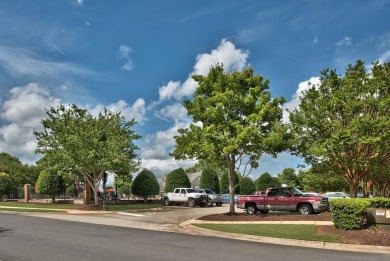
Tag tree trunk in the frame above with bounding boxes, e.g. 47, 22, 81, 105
227, 154, 236, 214
348, 179, 359, 198
51, 194, 55, 203
93, 186, 99, 205
144, 196, 148, 203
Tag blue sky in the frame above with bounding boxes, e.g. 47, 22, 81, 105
0, 0, 389, 181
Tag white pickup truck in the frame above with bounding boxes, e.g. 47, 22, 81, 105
163, 188, 207, 207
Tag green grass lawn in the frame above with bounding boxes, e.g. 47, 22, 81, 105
0, 201, 162, 212
0, 201, 84, 209
0, 207, 65, 213
194, 224, 344, 243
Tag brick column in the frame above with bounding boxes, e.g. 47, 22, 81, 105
24, 184, 31, 203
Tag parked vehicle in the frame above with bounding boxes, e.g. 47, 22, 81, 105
163, 188, 207, 207
237, 187, 329, 215
222, 193, 239, 204
195, 189, 224, 206
323, 192, 351, 200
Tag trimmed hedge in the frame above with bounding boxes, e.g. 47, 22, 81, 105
366, 197, 390, 208
330, 198, 371, 230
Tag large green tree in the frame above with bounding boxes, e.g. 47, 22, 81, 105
164, 168, 191, 192
297, 168, 348, 193
255, 172, 281, 191
240, 176, 255, 195
131, 169, 160, 203
0, 172, 12, 200
289, 60, 390, 197
34, 104, 141, 205
36, 170, 64, 203
277, 168, 302, 189
172, 64, 289, 213
199, 168, 220, 193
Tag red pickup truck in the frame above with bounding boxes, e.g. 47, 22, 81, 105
237, 187, 329, 215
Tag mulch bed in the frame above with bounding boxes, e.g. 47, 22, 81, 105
197, 211, 390, 246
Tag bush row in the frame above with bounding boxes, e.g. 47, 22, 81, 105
330, 197, 390, 230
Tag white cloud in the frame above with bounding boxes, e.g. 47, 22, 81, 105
87, 98, 147, 125
118, 45, 134, 71
1, 83, 61, 128
282, 77, 320, 123
0, 83, 62, 164
157, 103, 188, 122
335, 36, 352, 54
0, 46, 93, 78
158, 39, 249, 102
140, 158, 197, 180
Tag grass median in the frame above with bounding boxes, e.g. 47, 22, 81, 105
194, 224, 344, 243
0, 201, 162, 212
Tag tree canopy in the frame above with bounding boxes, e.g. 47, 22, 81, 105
199, 167, 220, 193
164, 168, 191, 192
131, 169, 160, 203
172, 64, 289, 213
34, 104, 141, 205
255, 172, 281, 191
277, 168, 302, 189
36, 170, 64, 203
0, 172, 12, 199
240, 176, 255, 195
289, 60, 390, 197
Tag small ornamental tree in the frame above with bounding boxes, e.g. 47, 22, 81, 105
131, 169, 160, 203
255, 172, 272, 191
0, 172, 12, 200
36, 170, 64, 203
164, 168, 191, 192
172, 64, 289, 213
240, 176, 255, 195
199, 168, 220, 193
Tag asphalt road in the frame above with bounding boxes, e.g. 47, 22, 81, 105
1, 213, 389, 261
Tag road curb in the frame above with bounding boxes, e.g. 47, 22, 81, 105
179, 219, 390, 254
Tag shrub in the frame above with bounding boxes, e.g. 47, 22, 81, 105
219, 171, 240, 194
366, 197, 390, 208
132, 169, 160, 203
164, 168, 191, 192
0, 172, 12, 199
330, 198, 371, 230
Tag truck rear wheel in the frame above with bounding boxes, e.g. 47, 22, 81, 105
216, 202, 222, 206
298, 204, 313, 215
164, 197, 170, 206
246, 203, 257, 215
188, 198, 195, 207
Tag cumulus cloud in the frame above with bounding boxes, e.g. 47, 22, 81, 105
140, 158, 196, 180
282, 77, 320, 123
1, 83, 61, 128
87, 99, 147, 125
0, 83, 62, 164
158, 39, 249, 102
156, 102, 188, 122
118, 45, 134, 71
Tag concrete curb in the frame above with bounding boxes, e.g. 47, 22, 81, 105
179, 219, 390, 254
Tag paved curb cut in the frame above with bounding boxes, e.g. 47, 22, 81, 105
179, 219, 390, 254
